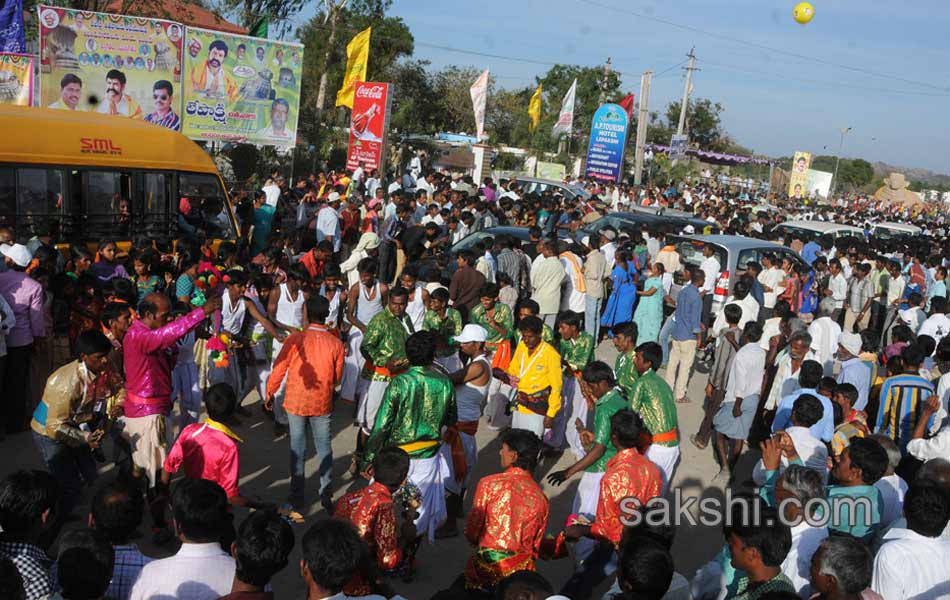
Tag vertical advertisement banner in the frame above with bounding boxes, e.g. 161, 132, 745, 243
181, 27, 303, 147
551, 78, 576, 138
346, 81, 391, 173
669, 133, 688, 160
584, 103, 629, 182
37, 6, 184, 128
788, 150, 812, 199
0, 53, 34, 105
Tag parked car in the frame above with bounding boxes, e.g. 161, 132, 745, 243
415, 226, 574, 283
511, 177, 590, 201
666, 234, 808, 319
574, 210, 719, 245
772, 220, 865, 241
870, 221, 922, 240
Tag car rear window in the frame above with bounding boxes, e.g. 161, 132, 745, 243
674, 239, 726, 269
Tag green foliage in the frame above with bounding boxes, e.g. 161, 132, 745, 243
227, 144, 262, 184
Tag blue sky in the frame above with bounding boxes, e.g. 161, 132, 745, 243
378, 0, 950, 173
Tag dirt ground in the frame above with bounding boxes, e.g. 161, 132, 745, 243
2, 339, 761, 598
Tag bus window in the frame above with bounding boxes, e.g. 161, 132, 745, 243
84, 170, 132, 240
0, 167, 14, 227
17, 168, 65, 240
142, 172, 172, 240
178, 172, 234, 240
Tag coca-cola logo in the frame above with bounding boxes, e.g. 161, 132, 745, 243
356, 85, 385, 99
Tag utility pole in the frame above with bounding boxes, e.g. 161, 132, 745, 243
676, 48, 697, 137
599, 57, 612, 105
829, 126, 852, 201
633, 70, 652, 185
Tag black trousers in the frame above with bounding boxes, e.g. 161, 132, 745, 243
379, 241, 396, 285
2, 345, 32, 433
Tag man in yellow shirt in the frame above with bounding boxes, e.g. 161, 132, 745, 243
494, 316, 562, 437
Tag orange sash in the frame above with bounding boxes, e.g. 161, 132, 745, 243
443, 420, 480, 483
488, 339, 512, 371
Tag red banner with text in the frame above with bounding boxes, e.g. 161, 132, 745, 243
346, 81, 391, 174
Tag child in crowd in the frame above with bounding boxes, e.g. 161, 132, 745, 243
496, 272, 518, 314
90, 240, 129, 283
133, 250, 161, 301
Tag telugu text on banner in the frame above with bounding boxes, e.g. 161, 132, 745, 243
0, 53, 34, 106
37, 5, 183, 128
181, 27, 303, 147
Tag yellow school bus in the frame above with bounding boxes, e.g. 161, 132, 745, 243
0, 105, 237, 250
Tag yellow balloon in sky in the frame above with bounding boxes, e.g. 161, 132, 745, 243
793, 2, 815, 24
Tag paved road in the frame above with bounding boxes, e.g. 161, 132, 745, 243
2, 340, 760, 598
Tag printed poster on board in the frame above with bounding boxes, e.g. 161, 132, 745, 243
181, 27, 303, 148
0, 53, 34, 105
346, 81, 392, 173
584, 103, 629, 182
37, 5, 184, 129
788, 151, 813, 199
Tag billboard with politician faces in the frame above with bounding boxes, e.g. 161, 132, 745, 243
180, 27, 303, 148
37, 6, 184, 130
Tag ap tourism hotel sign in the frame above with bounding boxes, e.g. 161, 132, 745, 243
584, 103, 629, 182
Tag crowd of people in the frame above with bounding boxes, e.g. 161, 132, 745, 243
1, 161, 949, 600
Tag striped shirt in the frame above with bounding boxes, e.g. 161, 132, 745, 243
145, 109, 181, 131
874, 374, 935, 452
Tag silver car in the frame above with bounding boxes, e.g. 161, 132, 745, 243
667, 234, 808, 318
511, 177, 590, 201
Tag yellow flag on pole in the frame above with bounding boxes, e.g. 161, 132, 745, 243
335, 26, 372, 108
528, 84, 542, 131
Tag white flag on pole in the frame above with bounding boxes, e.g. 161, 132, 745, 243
470, 68, 489, 142
551, 78, 577, 138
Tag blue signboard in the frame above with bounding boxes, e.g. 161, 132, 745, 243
584, 103, 629, 182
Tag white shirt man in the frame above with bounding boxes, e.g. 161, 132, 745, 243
808, 309, 842, 376
782, 520, 828, 597
918, 310, 950, 345
828, 271, 848, 311
559, 250, 587, 313
129, 542, 235, 600
710, 293, 760, 338
699, 253, 720, 295
753, 425, 828, 486
872, 526, 950, 600
758, 264, 785, 310
875, 473, 909, 528
316, 200, 341, 253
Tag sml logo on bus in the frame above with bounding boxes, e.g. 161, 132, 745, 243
80, 138, 122, 155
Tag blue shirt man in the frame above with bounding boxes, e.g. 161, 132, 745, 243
771, 387, 835, 442
802, 240, 822, 265
671, 278, 703, 342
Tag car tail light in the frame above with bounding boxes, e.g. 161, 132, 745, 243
714, 271, 730, 299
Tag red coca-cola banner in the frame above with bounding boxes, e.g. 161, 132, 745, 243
346, 81, 392, 174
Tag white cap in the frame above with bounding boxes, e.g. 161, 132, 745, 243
454, 324, 487, 344
838, 331, 862, 357
327, 191, 341, 202
1, 243, 32, 268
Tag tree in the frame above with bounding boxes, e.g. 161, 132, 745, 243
839, 158, 874, 187
431, 66, 495, 135
218, 0, 307, 36
662, 98, 726, 151
298, 0, 413, 121
387, 59, 441, 134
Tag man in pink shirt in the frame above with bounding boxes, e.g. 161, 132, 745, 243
0, 243, 44, 435
121, 292, 219, 537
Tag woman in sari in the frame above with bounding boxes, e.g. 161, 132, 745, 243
778, 259, 802, 314
633, 262, 665, 344
600, 248, 638, 333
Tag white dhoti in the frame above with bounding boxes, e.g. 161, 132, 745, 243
435, 353, 463, 374
119, 413, 172, 488
646, 443, 681, 495
171, 362, 200, 431
359, 379, 389, 435
443, 431, 478, 495
572, 471, 604, 520
340, 330, 365, 402
409, 450, 450, 541
511, 411, 545, 437
563, 377, 589, 460
485, 378, 513, 430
